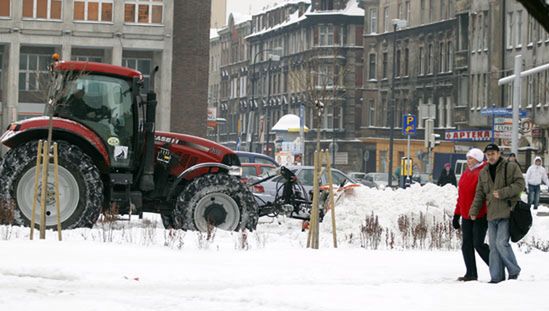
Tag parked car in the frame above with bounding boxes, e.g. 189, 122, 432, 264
363, 172, 397, 189
241, 163, 277, 184
348, 172, 377, 188
455, 159, 468, 183
411, 173, 432, 186
235, 151, 279, 167
251, 166, 359, 204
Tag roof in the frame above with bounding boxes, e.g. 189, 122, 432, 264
54, 61, 142, 79
306, 0, 364, 17
272, 114, 309, 132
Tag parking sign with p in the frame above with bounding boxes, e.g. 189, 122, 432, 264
402, 114, 417, 135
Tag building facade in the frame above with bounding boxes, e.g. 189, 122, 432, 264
465, 0, 549, 167
209, 0, 365, 171
0, 0, 210, 137
359, 0, 460, 174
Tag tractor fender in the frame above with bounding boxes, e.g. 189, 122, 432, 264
166, 162, 238, 200
1, 118, 110, 172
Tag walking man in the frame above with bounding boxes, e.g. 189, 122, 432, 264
525, 156, 549, 210
470, 144, 524, 283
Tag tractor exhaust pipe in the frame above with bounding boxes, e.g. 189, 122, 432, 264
139, 66, 159, 192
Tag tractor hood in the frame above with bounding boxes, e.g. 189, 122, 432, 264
154, 131, 239, 164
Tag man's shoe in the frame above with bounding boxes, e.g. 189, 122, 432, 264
488, 280, 502, 284
457, 276, 478, 282
508, 274, 519, 280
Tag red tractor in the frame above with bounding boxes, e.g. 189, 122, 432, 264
0, 60, 258, 232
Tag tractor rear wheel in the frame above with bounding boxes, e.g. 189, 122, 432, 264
172, 174, 258, 232
0, 141, 104, 229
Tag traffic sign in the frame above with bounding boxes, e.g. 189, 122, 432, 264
402, 114, 417, 135
480, 107, 528, 118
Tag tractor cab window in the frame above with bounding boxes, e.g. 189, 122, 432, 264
54, 74, 134, 168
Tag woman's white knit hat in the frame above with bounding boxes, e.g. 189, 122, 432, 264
466, 148, 484, 162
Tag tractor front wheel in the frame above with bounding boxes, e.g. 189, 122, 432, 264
0, 141, 104, 229
172, 174, 258, 232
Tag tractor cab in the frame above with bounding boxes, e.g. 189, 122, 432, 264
51, 61, 145, 170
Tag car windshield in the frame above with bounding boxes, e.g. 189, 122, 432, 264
373, 174, 388, 182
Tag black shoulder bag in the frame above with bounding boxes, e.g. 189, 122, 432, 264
505, 162, 532, 243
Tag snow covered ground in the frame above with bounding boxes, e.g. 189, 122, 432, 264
1, 184, 548, 311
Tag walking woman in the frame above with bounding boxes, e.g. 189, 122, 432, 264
453, 148, 490, 281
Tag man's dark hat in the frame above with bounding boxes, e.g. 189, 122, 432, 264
484, 144, 500, 152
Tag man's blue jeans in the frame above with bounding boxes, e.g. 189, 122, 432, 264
528, 184, 541, 209
488, 219, 521, 282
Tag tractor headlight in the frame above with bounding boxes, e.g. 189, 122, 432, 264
228, 166, 243, 177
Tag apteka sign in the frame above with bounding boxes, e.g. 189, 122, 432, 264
445, 130, 492, 141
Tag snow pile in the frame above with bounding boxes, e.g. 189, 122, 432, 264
320, 183, 459, 249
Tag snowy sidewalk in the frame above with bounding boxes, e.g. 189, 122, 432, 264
0, 239, 547, 311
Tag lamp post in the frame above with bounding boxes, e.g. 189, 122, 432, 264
388, 19, 407, 187
248, 47, 282, 153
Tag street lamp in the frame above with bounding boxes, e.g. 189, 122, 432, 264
388, 19, 407, 187
248, 47, 282, 154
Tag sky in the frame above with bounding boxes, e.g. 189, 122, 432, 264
226, 0, 278, 18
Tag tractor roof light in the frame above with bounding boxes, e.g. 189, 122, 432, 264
228, 166, 243, 177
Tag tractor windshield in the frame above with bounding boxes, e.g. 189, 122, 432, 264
53, 74, 134, 168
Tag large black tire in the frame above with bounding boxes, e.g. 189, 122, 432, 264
172, 174, 258, 232
0, 141, 103, 229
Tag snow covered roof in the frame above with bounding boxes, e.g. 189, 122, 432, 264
210, 28, 220, 40
232, 12, 252, 25
272, 114, 309, 132
255, 0, 311, 15
247, 5, 311, 39
306, 0, 364, 17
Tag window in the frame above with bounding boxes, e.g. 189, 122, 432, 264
383, 6, 389, 32
318, 64, 334, 87
0, 52, 3, 89
405, 1, 410, 23
506, 12, 514, 48
447, 42, 453, 71
74, 0, 113, 22
23, 0, 62, 19
369, 8, 377, 34
125, 0, 163, 24
382, 52, 388, 79
439, 42, 445, 72
319, 24, 334, 46
420, 0, 426, 24
122, 58, 151, 92
19, 54, 51, 91
0, 0, 10, 17
419, 47, 424, 75
397, 3, 402, 19
516, 10, 523, 47
427, 44, 433, 74
368, 53, 376, 80
440, 0, 446, 19
404, 48, 409, 76
72, 55, 103, 62
320, 0, 334, 11
396, 50, 401, 77
429, 0, 434, 22
445, 97, 452, 127
437, 97, 445, 128
368, 99, 374, 126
